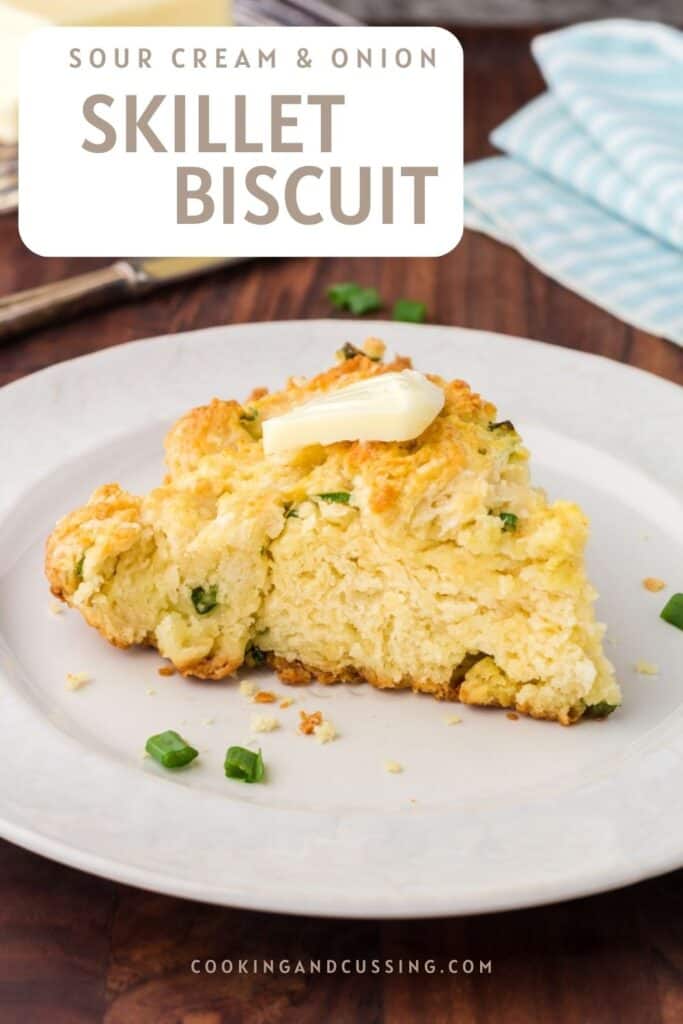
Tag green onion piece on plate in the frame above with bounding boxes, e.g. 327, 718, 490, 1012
145, 730, 198, 768
318, 492, 351, 504
661, 593, 683, 630
392, 299, 427, 323
225, 746, 265, 783
191, 584, 218, 615
498, 512, 518, 532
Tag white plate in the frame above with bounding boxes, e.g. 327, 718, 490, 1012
1, 321, 682, 918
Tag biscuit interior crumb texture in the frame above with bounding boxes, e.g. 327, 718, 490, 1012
45, 347, 620, 725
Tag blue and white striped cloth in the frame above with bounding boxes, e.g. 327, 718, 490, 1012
464, 20, 683, 345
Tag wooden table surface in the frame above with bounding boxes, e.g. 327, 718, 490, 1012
0, 26, 681, 1024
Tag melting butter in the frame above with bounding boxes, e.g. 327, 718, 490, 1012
262, 370, 445, 455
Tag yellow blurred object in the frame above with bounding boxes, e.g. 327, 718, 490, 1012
0, 0, 232, 142
7, 0, 230, 25
0, 2, 48, 143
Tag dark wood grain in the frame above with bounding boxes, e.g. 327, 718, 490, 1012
0, 26, 681, 1024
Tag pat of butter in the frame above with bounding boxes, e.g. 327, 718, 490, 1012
8, 0, 230, 26
0, 0, 231, 143
262, 370, 445, 455
0, 2, 49, 144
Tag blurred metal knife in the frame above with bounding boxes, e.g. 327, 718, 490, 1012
0, 256, 247, 342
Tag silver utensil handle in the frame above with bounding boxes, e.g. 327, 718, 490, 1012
0, 261, 138, 343
233, 0, 360, 26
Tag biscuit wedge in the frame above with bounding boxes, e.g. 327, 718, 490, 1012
46, 346, 620, 723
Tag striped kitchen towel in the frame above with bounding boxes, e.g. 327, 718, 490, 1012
464, 20, 683, 346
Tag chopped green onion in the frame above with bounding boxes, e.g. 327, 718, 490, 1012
74, 553, 85, 581
283, 502, 299, 519
337, 341, 363, 360
488, 420, 515, 432
145, 730, 198, 768
661, 593, 683, 630
246, 643, 267, 665
224, 746, 265, 783
347, 287, 381, 315
327, 282, 382, 315
584, 702, 618, 719
318, 491, 351, 504
392, 299, 427, 323
191, 584, 218, 615
498, 512, 518, 532
327, 282, 362, 309
240, 407, 261, 440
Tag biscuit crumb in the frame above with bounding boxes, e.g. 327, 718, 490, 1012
445, 715, 461, 725
158, 665, 175, 677
145, 688, 156, 696
314, 719, 337, 744
49, 600, 65, 617
280, 697, 294, 709
635, 660, 659, 676
506, 712, 519, 721
251, 714, 279, 733
299, 710, 323, 735
363, 337, 386, 360
384, 760, 402, 773
239, 679, 258, 698
253, 690, 277, 704
204, 717, 215, 726
643, 577, 666, 593
65, 672, 91, 691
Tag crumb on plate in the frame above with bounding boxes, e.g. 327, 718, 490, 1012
384, 760, 402, 773
445, 715, 461, 725
240, 679, 258, 698
65, 672, 91, 691
506, 712, 519, 721
635, 660, 659, 676
251, 714, 279, 733
299, 710, 323, 735
643, 577, 666, 593
280, 697, 294, 709
49, 600, 65, 617
314, 719, 337, 744
253, 690, 277, 704
145, 688, 156, 696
